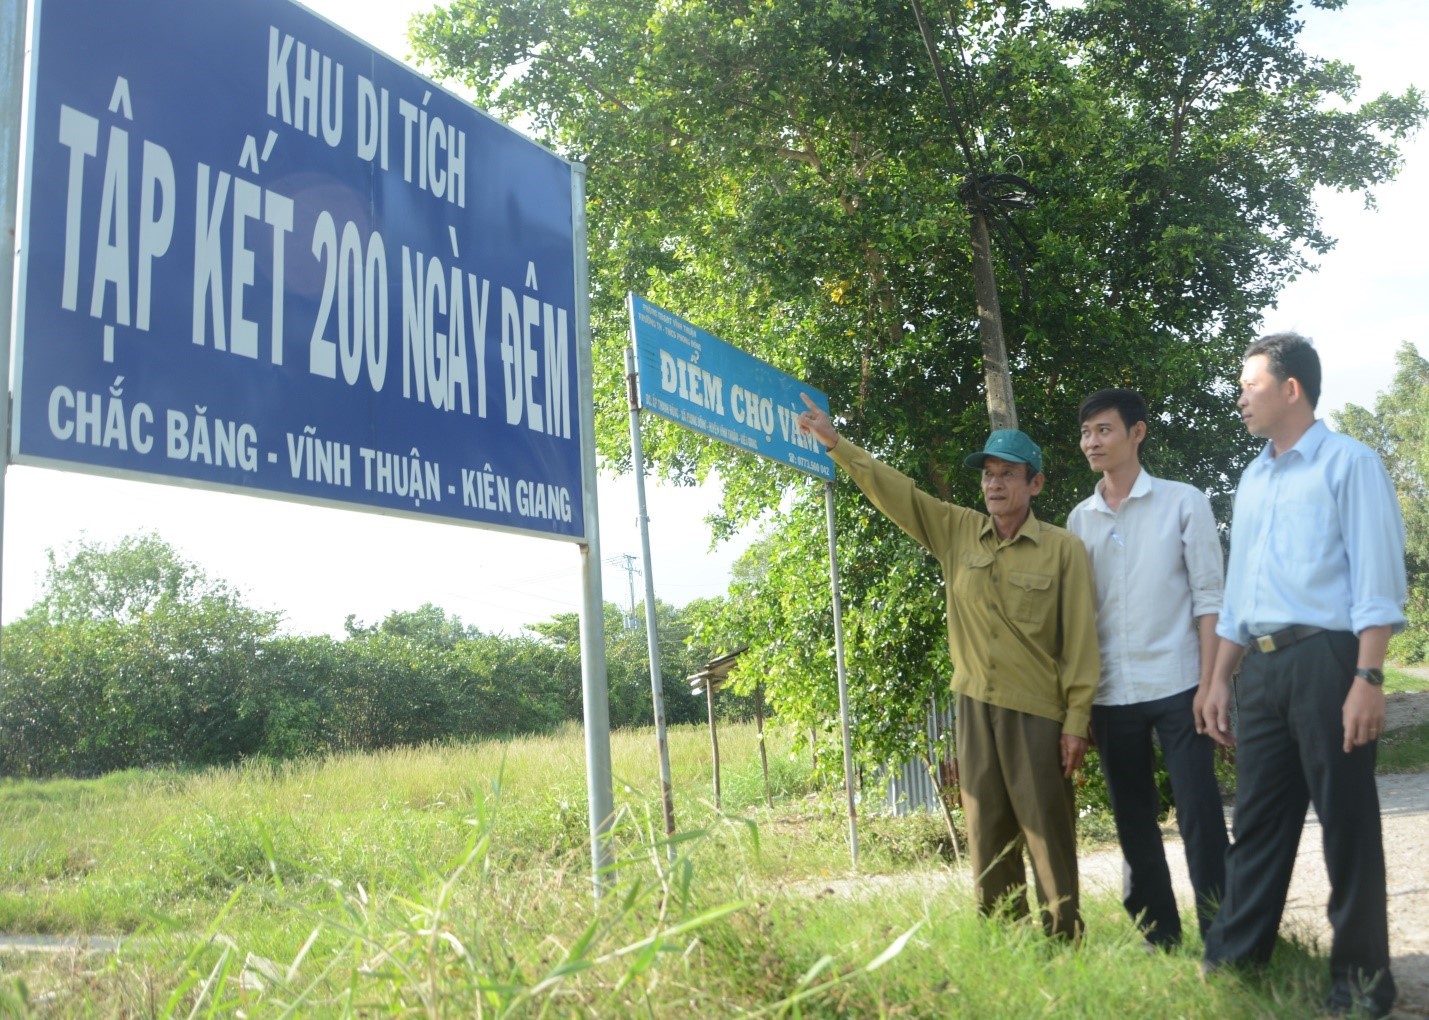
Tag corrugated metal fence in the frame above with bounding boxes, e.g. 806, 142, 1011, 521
879, 695, 956, 815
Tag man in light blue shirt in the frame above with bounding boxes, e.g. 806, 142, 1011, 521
1199, 333, 1405, 1019
1068, 388, 1228, 950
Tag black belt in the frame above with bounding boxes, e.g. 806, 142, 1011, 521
1251, 625, 1324, 654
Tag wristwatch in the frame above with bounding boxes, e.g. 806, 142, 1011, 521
1354, 667, 1385, 686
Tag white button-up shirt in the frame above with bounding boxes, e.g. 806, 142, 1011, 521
1067, 469, 1224, 706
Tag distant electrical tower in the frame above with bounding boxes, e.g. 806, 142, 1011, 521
604, 553, 641, 630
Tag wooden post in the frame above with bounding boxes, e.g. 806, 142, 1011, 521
688, 649, 745, 813
706, 680, 721, 810
755, 684, 771, 808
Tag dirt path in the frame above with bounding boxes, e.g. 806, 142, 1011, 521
1081, 770, 1429, 1017
1080, 687, 1429, 1018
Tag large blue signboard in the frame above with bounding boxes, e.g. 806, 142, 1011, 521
11, 0, 586, 540
629, 294, 833, 481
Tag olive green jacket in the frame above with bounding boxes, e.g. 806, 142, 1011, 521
830, 440, 1100, 737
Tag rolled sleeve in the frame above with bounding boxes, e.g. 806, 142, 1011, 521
1215, 606, 1248, 647
1340, 453, 1408, 635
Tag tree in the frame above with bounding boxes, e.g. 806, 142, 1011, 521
2, 535, 281, 774
28, 532, 232, 625
527, 600, 727, 729
910, 0, 1033, 431
1334, 341, 1429, 662
343, 603, 485, 647
410, 0, 1425, 766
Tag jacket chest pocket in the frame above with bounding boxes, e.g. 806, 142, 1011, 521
953, 550, 995, 599
1007, 570, 1053, 624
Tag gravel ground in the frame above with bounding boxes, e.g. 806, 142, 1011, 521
1080, 686, 1429, 1018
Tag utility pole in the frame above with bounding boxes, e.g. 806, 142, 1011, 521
910, 0, 1033, 431
605, 553, 642, 630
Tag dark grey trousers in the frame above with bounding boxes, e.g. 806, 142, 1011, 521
1203, 630, 1395, 1011
1092, 685, 1228, 946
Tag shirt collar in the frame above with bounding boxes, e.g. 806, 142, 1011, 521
1092, 467, 1154, 513
980, 508, 1044, 544
1254, 418, 1327, 467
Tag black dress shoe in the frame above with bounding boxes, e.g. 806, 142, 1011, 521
1324, 981, 1394, 1019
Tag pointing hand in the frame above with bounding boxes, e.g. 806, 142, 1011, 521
797, 394, 840, 449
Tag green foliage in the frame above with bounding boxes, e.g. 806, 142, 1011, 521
0, 534, 744, 778
691, 496, 956, 773
1392, 590, 1429, 664
410, 0, 1426, 764
27, 532, 227, 625
1, 537, 280, 776
342, 601, 484, 646
245, 636, 343, 759
1334, 342, 1429, 662
528, 598, 739, 729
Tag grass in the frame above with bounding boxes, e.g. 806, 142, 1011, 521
1379, 722, 1429, 773
0, 715, 1422, 1017
1378, 666, 1429, 773
1384, 665, 1429, 694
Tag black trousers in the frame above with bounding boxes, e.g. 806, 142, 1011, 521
1092, 686, 1228, 946
1203, 631, 1395, 1011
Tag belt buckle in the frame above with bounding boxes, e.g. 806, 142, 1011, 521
1256, 634, 1276, 654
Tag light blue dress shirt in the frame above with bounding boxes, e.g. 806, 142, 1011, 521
1217, 420, 1407, 645
1068, 469, 1224, 705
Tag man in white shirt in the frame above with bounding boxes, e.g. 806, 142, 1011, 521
1067, 388, 1229, 949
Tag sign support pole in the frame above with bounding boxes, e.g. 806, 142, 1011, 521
573, 165, 614, 895
626, 293, 843, 857
624, 346, 677, 856
0, 0, 26, 647
825, 480, 859, 868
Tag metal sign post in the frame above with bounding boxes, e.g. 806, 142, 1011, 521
624, 345, 676, 855
627, 292, 857, 869
574, 167, 613, 893
825, 480, 858, 867
0, 0, 27, 644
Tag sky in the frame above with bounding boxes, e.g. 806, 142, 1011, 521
1, 0, 1424, 638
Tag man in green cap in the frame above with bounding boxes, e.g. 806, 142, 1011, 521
799, 396, 1100, 939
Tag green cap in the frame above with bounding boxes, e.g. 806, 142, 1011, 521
963, 429, 1044, 475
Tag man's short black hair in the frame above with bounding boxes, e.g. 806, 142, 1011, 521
1078, 388, 1149, 433
1245, 332, 1322, 410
